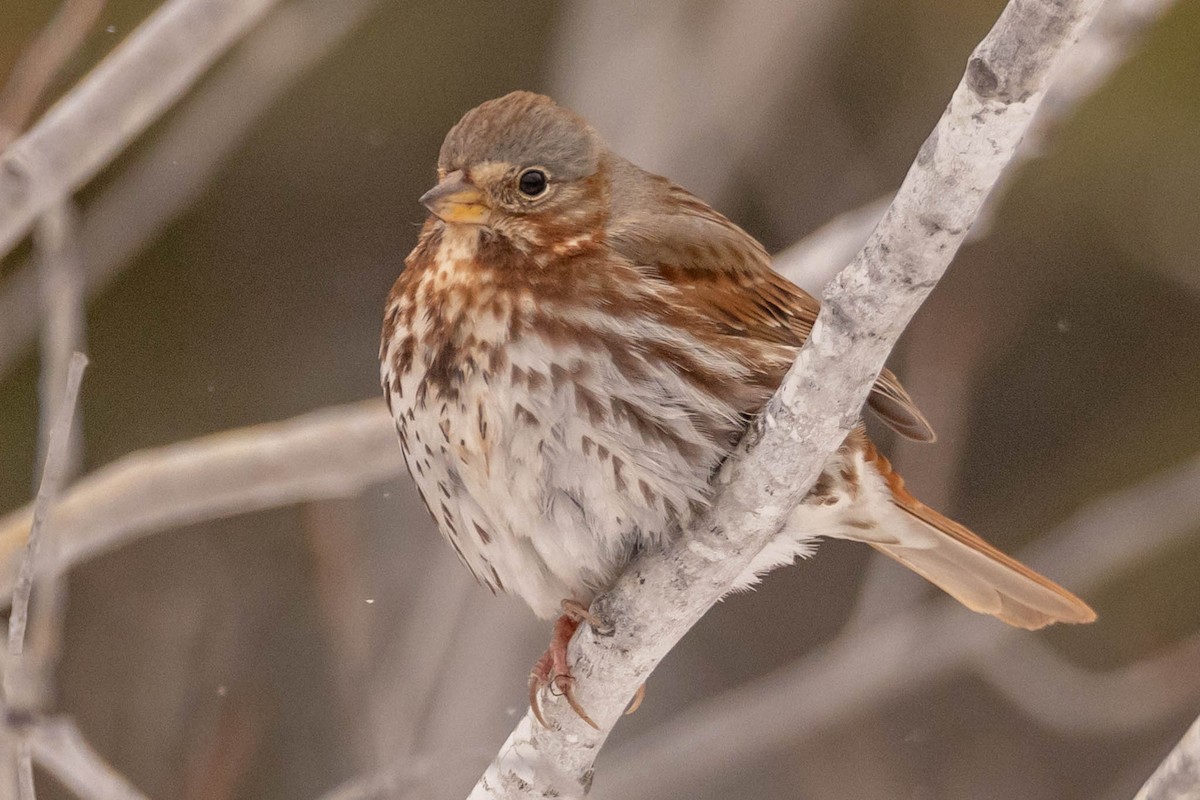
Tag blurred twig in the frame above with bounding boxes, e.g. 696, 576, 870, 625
553, 0, 850, 202
4, 351, 86, 800
0, 0, 283, 261
0, 0, 383, 380
34, 202, 87, 478
976, 632, 1200, 736
600, 452, 1200, 799
0, 0, 107, 150
6, 353, 86, 680
26, 717, 149, 800
0, 400, 400, 600
614, 0, 839, 197
1134, 715, 1200, 800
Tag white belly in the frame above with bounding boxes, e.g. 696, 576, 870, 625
385, 319, 729, 618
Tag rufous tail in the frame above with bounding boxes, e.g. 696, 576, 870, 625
856, 441, 1096, 630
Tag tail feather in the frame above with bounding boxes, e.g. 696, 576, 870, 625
847, 439, 1097, 630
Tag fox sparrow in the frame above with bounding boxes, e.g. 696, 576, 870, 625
380, 91, 1095, 727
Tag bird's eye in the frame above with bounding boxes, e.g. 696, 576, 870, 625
517, 169, 548, 197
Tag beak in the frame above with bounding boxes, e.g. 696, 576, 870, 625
419, 170, 490, 225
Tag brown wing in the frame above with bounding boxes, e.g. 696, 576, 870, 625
606, 161, 935, 442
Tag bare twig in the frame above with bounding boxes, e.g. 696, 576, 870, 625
1134, 715, 1200, 800
552, 0, 851, 201
976, 632, 1200, 736
600, 452, 1200, 799
16, 740, 34, 800
0, 0, 282, 261
27, 717, 149, 800
3, 202, 93, 800
0, 0, 107, 150
468, 0, 1104, 796
6, 352, 86, 666
0, 0, 382, 380
5, 351, 85, 800
0, 400, 400, 599
34, 202, 86, 477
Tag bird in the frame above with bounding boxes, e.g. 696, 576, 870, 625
379, 90, 1095, 728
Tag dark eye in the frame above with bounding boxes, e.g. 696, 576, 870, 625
518, 169, 548, 197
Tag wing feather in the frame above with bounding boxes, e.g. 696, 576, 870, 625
607, 162, 935, 440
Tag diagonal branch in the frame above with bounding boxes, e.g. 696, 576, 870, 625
468, 0, 1105, 796
0, 0, 282, 261
772, 0, 1181, 292
0, 0, 382, 379
0, 0, 107, 151
601, 452, 1200, 798
1135, 715, 1200, 800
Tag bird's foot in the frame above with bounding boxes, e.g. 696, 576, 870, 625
528, 612, 598, 729
560, 598, 609, 632
562, 599, 644, 714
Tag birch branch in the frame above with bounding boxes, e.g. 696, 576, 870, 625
0, 0, 282, 261
601, 452, 1200, 798
773, 0, 1181, 627
773, 0, 1180, 290
469, 0, 1104, 796
1135, 716, 1200, 800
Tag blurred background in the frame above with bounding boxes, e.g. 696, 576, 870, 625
1, 0, 1198, 798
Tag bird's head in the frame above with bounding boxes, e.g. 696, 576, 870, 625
420, 91, 609, 251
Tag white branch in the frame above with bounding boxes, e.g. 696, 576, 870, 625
773, 0, 1180, 290
26, 718, 149, 800
6, 353, 86, 665
772, 0, 1179, 629
0, 0, 107, 150
601, 453, 1200, 798
4, 351, 85, 800
977, 632, 1200, 736
1135, 716, 1200, 800
0, 0, 381, 378
35, 202, 87, 478
0, 401, 400, 600
468, 0, 1103, 796
0, 0, 282, 261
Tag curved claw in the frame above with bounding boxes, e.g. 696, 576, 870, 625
554, 674, 598, 729
527, 609, 601, 730
529, 672, 549, 729
625, 683, 646, 716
